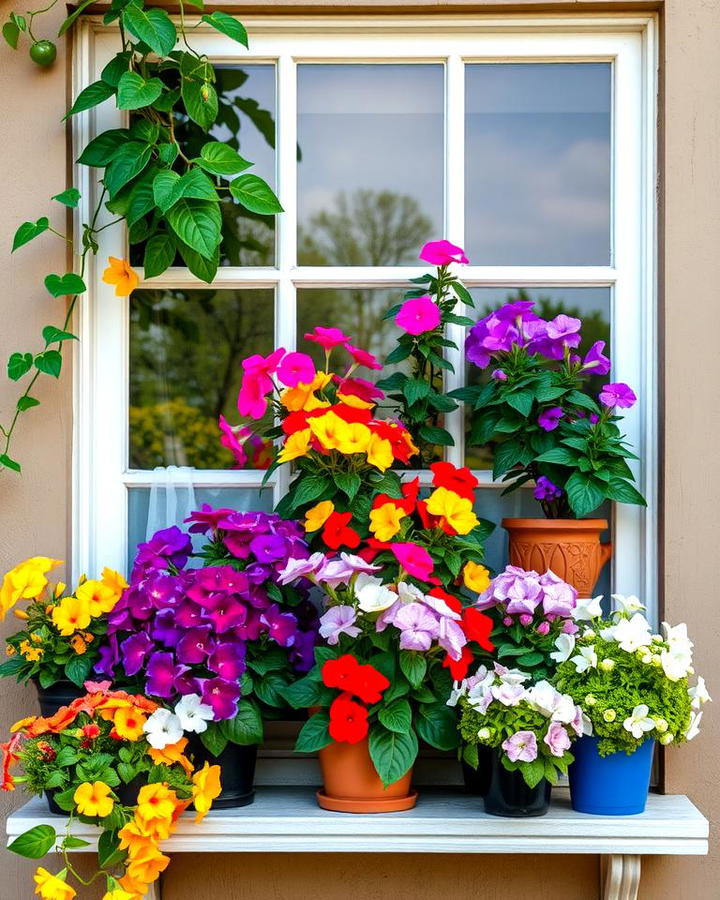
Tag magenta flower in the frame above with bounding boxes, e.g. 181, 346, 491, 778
599, 382, 637, 409
176, 625, 215, 665
304, 326, 351, 350
544, 722, 572, 758
319, 606, 362, 645
534, 475, 563, 501
174, 600, 204, 630
538, 406, 564, 432
152, 609, 182, 647
393, 603, 440, 652
395, 295, 441, 336
391, 542, 434, 581
262, 605, 299, 647
502, 730, 538, 763
277, 351, 316, 388
419, 239, 468, 266
208, 642, 246, 681
201, 677, 241, 721
491, 369, 507, 381
582, 341, 611, 375
545, 314, 582, 350
133, 526, 192, 575
185, 503, 237, 535
237, 347, 285, 418
146, 652, 188, 699
202, 598, 248, 635
335, 375, 385, 404
218, 416, 250, 467
120, 632, 153, 676
344, 343, 382, 370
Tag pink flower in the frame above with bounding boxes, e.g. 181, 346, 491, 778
238, 347, 285, 418
419, 239, 469, 266
391, 542, 434, 581
304, 326, 351, 350
536, 621, 550, 636
218, 415, 251, 467
277, 351, 315, 388
345, 343, 382, 370
502, 730, 538, 763
395, 295, 441, 336
599, 382, 637, 410
393, 602, 440, 652
335, 376, 385, 404
544, 721, 572, 758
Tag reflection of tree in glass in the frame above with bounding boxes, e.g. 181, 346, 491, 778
129, 289, 274, 469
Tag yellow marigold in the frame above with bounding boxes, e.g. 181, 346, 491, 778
366, 434, 393, 472
303, 500, 335, 533
33, 867, 76, 900
75, 579, 118, 617
277, 428, 312, 464
425, 487, 480, 535
334, 422, 372, 455
192, 762, 222, 823
112, 706, 148, 742
51, 595, 92, 637
102, 257, 139, 297
101, 567, 129, 596
147, 737, 193, 776
0, 557, 63, 619
125, 845, 171, 886
369, 503, 406, 542
69, 635, 87, 656
136, 783, 178, 824
73, 781, 114, 818
463, 561, 491, 594
280, 371, 333, 412
307, 411, 349, 451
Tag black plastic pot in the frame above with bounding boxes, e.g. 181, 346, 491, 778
187, 736, 258, 808
33, 679, 84, 718
461, 744, 493, 797
483, 750, 552, 817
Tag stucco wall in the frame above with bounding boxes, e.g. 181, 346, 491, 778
1, 1, 718, 898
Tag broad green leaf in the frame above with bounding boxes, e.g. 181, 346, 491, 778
175, 240, 218, 283
64, 80, 115, 119
44, 273, 86, 298
65, 653, 94, 687
2, 22, 20, 49
378, 699, 412, 734
385, 342, 412, 365
0, 453, 21, 473
97, 830, 125, 869
295, 712, 332, 754
282, 674, 328, 710
403, 378, 431, 407
182, 79, 218, 130
129, 119, 160, 145
77, 129, 130, 167
253, 673, 287, 709
63, 836, 91, 849
414, 702, 459, 751
12, 218, 49, 252
8, 825, 56, 859
52, 188, 81, 208
399, 651, 426, 689
194, 141, 252, 176
565, 472, 606, 518
166, 199, 221, 260
534, 447, 579, 467
368, 726, 418, 787
143, 233, 175, 278
229, 174, 282, 215
178, 168, 219, 202
604, 477, 646, 506
418, 424, 454, 447
288, 474, 331, 511
117, 72, 163, 110
58, 0, 96, 36
42, 326, 77, 344
100, 51, 132, 87
104, 142, 152, 198
219, 699, 263, 745
122, 4, 177, 56
35, 350, 62, 379
335, 472, 361, 503
153, 170, 182, 212
506, 390, 535, 418
157, 142, 179, 166
10, 13, 26, 30
200, 722, 229, 756
201, 11, 248, 46
8, 352, 33, 381
126, 171, 157, 226
17, 396, 40, 412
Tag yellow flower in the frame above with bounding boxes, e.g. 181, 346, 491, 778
307, 411, 349, 451
31, 633, 43, 643
119, 873, 151, 898
336, 391, 374, 410
125, 845, 171, 886
303, 500, 335, 533
366, 434, 393, 472
334, 422, 372, 455
369, 503, 406, 542
280, 371, 332, 412
5, 644, 16, 656
51, 595, 92, 637
425, 487, 480, 535
101, 890, 136, 900
73, 781, 114, 818
13, 608, 30, 620
75, 579, 118, 617
33, 867, 76, 900
101, 567, 128, 597
136, 783, 178, 824
19, 640, 43, 662
11, 715, 37, 732
69, 635, 87, 655
191, 762, 222, 823
54, 582, 66, 598
0, 557, 63, 619
463, 561, 491, 594
277, 428, 312, 464
102, 257, 139, 297
147, 737, 193, 776
112, 706, 148, 742
118, 819, 158, 858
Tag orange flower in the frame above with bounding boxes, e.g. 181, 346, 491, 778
44, 705, 79, 733
73, 781, 114, 818
69, 634, 87, 655
136, 783, 178, 823
118, 872, 152, 898
118, 819, 157, 859
125, 845, 170, 886
10, 716, 37, 733
112, 706, 147, 742
102, 257, 139, 297
191, 762, 222, 823
148, 737, 193, 775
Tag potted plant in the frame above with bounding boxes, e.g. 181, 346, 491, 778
0, 556, 128, 714
452, 564, 581, 795
455, 300, 646, 595
554, 594, 710, 815
455, 663, 586, 817
2, 682, 221, 898
97, 515, 319, 808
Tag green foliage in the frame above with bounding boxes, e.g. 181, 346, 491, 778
368, 725, 418, 787
8, 824, 57, 859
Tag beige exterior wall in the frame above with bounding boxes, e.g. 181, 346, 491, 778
1, 0, 718, 897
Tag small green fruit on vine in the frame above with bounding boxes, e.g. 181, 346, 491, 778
29, 40, 56, 67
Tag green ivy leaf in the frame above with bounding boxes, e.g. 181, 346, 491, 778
64, 80, 115, 119
229, 174, 283, 215
77, 129, 130, 167
175, 240, 218, 284
122, 4, 177, 56
63, 836, 91, 849
12, 218, 49, 252
8, 825, 57, 859
182, 79, 218, 130
58, 0, 96, 36
194, 141, 252, 176
100, 51, 133, 87
143, 233, 176, 278
44, 273, 87, 298
117, 72, 164, 110
178, 168, 219, 202
2, 22, 20, 49
17, 396, 40, 412
0, 453, 21, 473
166, 199, 221, 260
8, 352, 33, 381
295, 711, 332, 754
201, 11, 248, 46
34, 350, 62, 379
219, 698, 263, 745
104, 142, 153, 198
368, 726, 418, 787
152, 170, 183, 212
157, 142, 179, 166
52, 188, 81, 208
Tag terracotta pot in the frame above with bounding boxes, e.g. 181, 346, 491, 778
502, 517, 612, 597
317, 738, 417, 813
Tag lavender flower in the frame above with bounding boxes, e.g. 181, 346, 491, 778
319, 606, 362, 645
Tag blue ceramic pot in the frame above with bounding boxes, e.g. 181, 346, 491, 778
569, 736, 654, 815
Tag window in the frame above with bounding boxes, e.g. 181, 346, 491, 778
73, 15, 658, 618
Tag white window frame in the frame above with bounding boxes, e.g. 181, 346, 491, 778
71, 13, 659, 619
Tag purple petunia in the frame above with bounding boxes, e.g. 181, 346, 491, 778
534, 475, 563, 502
538, 407, 564, 432
599, 382, 637, 410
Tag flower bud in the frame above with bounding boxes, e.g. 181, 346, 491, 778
477, 727, 492, 741
583, 628, 596, 639
585, 694, 597, 706
13, 609, 29, 620
651, 654, 662, 666
503, 616, 513, 626
655, 718, 669, 733
519, 614, 533, 626
561, 620, 579, 635
603, 709, 617, 722
640, 653, 652, 664
599, 658, 615, 672
660, 732, 674, 745
536, 621, 550, 636
491, 369, 507, 382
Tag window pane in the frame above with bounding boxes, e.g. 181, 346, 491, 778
130, 65, 277, 268
465, 63, 611, 265
297, 64, 443, 265
129, 288, 275, 469
465, 287, 611, 469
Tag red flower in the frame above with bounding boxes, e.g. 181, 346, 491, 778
416, 499, 442, 530
281, 411, 311, 435
332, 404, 373, 425
428, 586, 463, 615
322, 512, 361, 550
443, 646, 473, 681
430, 461, 478, 502
372, 477, 420, 516
462, 607, 496, 651
322, 654, 361, 691
352, 664, 390, 704
370, 421, 416, 464
329, 693, 369, 744
334, 375, 385, 404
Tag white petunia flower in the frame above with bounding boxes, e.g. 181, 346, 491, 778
623, 704, 656, 740
688, 676, 711, 709
175, 694, 215, 734
570, 645, 598, 673
356, 574, 397, 613
611, 594, 645, 617
660, 647, 693, 682
685, 710, 703, 741
143, 708, 184, 750
550, 633, 576, 664
573, 595, 604, 622
612, 613, 653, 653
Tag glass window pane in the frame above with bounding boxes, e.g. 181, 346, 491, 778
465, 287, 611, 469
465, 63, 611, 265
297, 64, 444, 265
130, 65, 277, 268
129, 288, 275, 469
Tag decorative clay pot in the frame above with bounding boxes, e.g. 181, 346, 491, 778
187, 736, 258, 808
502, 518, 612, 597
484, 750, 551, 817
569, 736, 654, 815
317, 738, 417, 813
